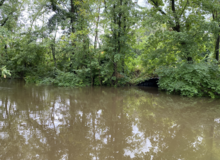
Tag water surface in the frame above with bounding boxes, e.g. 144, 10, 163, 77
0, 80, 220, 160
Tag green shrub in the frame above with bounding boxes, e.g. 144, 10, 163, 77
1, 66, 11, 78
156, 61, 220, 98
24, 76, 39, 84
53, 71, 84, 87
37, 69, 88, 87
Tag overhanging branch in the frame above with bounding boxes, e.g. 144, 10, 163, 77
179, 0, 189, 17
150, 0, 167, 15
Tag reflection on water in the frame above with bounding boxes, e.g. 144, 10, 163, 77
0, 80, 220, 160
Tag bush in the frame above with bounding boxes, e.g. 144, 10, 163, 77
156, 61, 220, 98
24, 76, 39, 83
36, 69, 88, 87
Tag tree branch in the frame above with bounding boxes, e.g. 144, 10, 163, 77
150, 0, 167, 15
0, 11, 13, 27
104, 0, 108, 13
179, 0, 188, 17
149, 0, 181, 32
171, 0, 180, 32
171, 0, 175, 13
1, 17, 9, 26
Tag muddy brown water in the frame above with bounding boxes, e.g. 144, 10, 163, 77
0, 80, 220, 160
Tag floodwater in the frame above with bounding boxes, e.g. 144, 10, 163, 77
0, 80, 220, 160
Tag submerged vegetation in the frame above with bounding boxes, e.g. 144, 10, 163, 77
1, 0, 220, 97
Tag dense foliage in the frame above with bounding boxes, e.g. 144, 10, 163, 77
1, 0, 220, 97
156, 61, 220, 98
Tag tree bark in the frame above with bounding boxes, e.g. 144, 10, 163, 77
215, 34, 219, 61
94, 3, 101, 50
94, 2, 102, 86
117, 0, 122, 68
51, 43, 57, 68
70, 0, 75, 34
113, 3, 118, 86
171, 0, 180, 32
122, 0, 127, 73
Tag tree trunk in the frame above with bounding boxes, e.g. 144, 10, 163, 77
70, 0, 75, 34
5, 44, 7, 53
212, 12, 219, 61
51, 43, 57, 68
94, 3, 101, 50
113, 3, 118, 86
215, 34, 219, 61
89, 45, 94, 86
122, 0, 127, 73
4, 44, 8, 61
94, 1, 102, 86
69, 0, 76, 69
117, 0, 122, 70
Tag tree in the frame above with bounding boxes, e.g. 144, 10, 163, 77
142, 0, 215, 67
197, 0, 220, 61
101, 0, 138, 85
